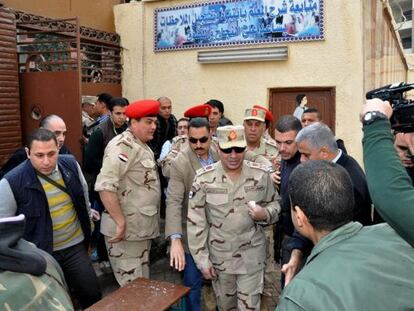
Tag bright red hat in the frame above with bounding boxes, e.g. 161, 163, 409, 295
253, 104, 273, 122
184, 104, 212, 118
125, 99, 160, 119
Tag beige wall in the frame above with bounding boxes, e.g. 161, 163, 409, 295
115, 1, 367, 161
4, 0, 121, 32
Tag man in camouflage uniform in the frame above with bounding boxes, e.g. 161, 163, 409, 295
188, 125, 280, 311
95, 99, 160, 286
243, 107, 281, 310
0, 214, 73, 311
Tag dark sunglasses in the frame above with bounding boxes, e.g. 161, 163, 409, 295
220, 147, 246, 154
189, 136, 209, 144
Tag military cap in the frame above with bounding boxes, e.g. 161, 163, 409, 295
125, 99, 160, 119
253, 104, 273, 122
244, 108, 266, 122
184, 104, 211, 118
217, 125, 247, 149
81, 95, 97, 106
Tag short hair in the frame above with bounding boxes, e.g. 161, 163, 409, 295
188, 117, 210, 132
96, 93, 112, 108
108, 97, 129, 112
206, 99, 224, 114
39, 114, 63, 129
177, 117, 189, 124
289, 160, 354, 231
275, 115, 302, 133
296, 94, 306, 106
296, 122, 338, 153
303, 107, 322, 120
27, 128, 58, 150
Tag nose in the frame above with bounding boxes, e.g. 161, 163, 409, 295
196, 140, 201, 148
42, 155, 50, 165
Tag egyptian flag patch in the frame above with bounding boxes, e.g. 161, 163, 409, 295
118, 153, 128, 163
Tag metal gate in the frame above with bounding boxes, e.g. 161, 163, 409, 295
15, 10, 122, 162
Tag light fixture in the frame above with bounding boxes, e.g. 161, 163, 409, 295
197, 46, 288, 64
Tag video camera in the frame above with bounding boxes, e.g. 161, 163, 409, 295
366, 82, 414, 132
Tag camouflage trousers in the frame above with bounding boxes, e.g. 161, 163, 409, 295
105, 237, 151, 287
261, 224, 281, 311
212, 269, 264, 311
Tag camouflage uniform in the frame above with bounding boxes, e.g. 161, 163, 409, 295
159, 135, 188, 178
248, 138, 281, 310
0, 247, 73, 311
188, 160, 280, 311
95, 129, 160, 286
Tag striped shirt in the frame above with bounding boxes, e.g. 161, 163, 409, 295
38, 169, 84, 251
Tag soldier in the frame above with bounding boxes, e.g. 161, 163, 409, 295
243, 107, 280, 310
95, 99, 161, 286
188, 125, 280, 311
253, 104, 277, 145
166, 104, 217, 310
0, 214, 74, 310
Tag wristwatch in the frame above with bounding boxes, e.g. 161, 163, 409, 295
362, 111, 388, 126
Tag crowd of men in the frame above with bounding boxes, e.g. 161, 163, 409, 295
0, 94, 413, 311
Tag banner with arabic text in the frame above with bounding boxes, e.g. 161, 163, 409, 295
154, 0, 324, 51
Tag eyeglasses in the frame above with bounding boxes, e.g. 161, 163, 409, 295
189, 136, 209, 144
220, 147, 246, 154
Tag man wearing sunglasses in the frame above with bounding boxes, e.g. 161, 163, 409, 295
243, 107, 280, 310
188, 125, 280, 311
165, 104, 217, 310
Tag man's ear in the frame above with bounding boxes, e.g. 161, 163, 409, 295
319, 146, 330, 159
292, 205, 307, 228
25, 147, 30, 159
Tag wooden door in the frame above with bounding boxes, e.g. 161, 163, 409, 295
269, 87, 336, 133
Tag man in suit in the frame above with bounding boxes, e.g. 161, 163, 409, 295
282, 122, 372, 286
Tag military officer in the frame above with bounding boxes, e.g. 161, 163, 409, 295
243, 107, 281, 310
95, 99, 161, 286
253, 104, 277, 146
188, 125, 280, 311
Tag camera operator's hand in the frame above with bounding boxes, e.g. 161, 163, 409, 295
360, 98, 393, 121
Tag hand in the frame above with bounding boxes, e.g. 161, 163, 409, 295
108, 219, 126, 243
201, 266, 217, 280
247, 202, 268, 221
91, 209, 100, 221
170, 239, 186, 271
281, 249, 303, 286
360, 98, 393, 121
271, 170, 281, 185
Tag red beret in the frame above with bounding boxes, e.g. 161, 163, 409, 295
125, 99, 160, 119
184, 104, 211, 118
253, 104, 273, 122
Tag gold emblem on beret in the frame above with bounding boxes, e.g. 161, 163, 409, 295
228, 130, 237, 141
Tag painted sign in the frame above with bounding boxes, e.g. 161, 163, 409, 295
154, 0, 324, 51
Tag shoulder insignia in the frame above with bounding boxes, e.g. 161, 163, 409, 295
196, 164, 215, 176
118, 153, 128, 163
265, 139, 278, 148
246, 161, 268, 172
172, 135, 188, 144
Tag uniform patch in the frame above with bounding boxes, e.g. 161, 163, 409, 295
189, 191, 194, 199
118, 153, 128, 162
244, 185, 265, 192
206, 188, 228, 194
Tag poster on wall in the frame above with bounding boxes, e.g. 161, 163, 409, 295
154, 0, 324, 52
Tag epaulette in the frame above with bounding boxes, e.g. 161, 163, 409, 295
246, 161, 269, 172
196, 164, 215, 176
265, 139, 278, 148
116, 132, 133, 148
172, 135, 188, 144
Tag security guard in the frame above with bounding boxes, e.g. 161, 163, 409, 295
95, 99, 161, 286
188, 125, 280, 311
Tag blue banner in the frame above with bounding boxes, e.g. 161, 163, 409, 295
154, 0, 324, 51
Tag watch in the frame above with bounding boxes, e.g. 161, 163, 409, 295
362, 111, 388, 126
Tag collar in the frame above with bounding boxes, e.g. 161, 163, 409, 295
331, 149, 342, 163
306, 222, 362, 265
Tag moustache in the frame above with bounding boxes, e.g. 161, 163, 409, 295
195, 147, 204, 151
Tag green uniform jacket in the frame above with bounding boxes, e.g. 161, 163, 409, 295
363, 119, 414, 247
277, 222, 414, 311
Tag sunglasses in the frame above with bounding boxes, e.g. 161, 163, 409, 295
189, 136, 209, 144
220, 147, 246, 154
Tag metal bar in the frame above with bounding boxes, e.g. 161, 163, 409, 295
18, 60, 77, 66
17, 50, 74, 55
17, 17, 77, 24
17, 29, 76, 36
81, 42, 121, 52
81, 66, 121, 72
17, 38, 77, 45
82, 50, 121, 58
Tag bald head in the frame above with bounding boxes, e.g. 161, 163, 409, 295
39, 115, 67, 150
157, 96, 172, 120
